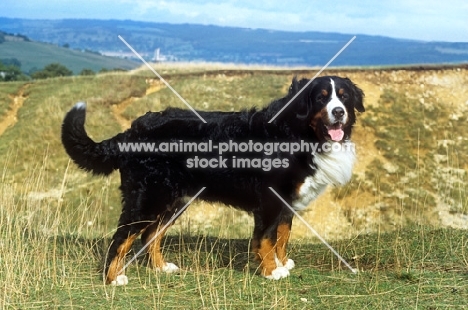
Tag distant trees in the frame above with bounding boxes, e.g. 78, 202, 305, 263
0, 59, 28, 81
0, 60, 127, 82
79, 68, 95, 76
0, 63, 24, 81
31, 63, 73, 79
29, 64, 127, 79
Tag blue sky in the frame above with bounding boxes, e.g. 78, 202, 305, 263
2, 0, 467, 42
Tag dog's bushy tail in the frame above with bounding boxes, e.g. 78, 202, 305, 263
61, 102, 119, 175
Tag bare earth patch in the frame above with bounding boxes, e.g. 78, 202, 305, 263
111, 79, 166, 130
0, 84, 29, 135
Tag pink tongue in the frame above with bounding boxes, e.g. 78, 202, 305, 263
328, 128, 344, 141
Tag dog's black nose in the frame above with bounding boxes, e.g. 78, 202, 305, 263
332, 107, 345, 119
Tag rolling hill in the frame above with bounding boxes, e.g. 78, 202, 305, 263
1, 63, 467, 237
0, 30, 139, 74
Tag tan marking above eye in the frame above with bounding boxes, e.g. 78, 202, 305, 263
321, 89, 328, 96
338, 88, 345, 95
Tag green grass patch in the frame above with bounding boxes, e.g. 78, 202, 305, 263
0, 40, 138, 74
0, 74, 146, 176
1, 147, 467, 308
1, 191, 467, 309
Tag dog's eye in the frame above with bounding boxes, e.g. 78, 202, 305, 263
316, 95, 326, 102
339, 93, 349, 100
316, 89, 328, 102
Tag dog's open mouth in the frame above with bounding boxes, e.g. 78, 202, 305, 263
325, 123, 344, 142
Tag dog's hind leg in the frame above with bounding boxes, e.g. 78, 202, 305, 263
105, 220, 148, 285
141, 220, 179, 273
104, 182, 155, 285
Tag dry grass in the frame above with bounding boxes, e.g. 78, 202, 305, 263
0, 65, 467, 308
1, 158, 466, 308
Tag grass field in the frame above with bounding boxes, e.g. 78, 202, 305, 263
0, 40, 138, 74
0, 64, 467, 308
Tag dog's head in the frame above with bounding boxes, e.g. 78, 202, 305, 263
289, 76, 365, 142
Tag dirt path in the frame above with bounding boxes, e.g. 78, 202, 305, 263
111, 79, 166, 130
110, 97, 135, 130
0, 84, 30, 136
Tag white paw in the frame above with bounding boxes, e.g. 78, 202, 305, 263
111, 274, 128, 286
274, 255, 283, 267
284, 259, 295, 270
265, 267, 290, 280
274, 255, 295, 270
157, 262, 179, 273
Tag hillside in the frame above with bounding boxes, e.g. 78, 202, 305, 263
1, 17, 468, 66
0, 64, 467, 308
0, 63, 467, 238
0, 30, 138, 74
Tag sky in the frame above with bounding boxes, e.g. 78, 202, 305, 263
2, 0, 468, 42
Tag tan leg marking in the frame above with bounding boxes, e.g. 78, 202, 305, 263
257, 238, 277, 277
144, 224, 170, 269
276, 223, 291, 266
106, 233, 139, 284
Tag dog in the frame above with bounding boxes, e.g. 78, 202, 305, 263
61, 75, 364, 285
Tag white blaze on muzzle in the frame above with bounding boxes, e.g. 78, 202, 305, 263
326, 79, 347, 142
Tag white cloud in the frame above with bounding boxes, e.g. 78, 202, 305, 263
120, 0, 468, 41
2, 0, 468, 41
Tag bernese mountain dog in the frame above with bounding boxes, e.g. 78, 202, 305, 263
61, 75, 364, 285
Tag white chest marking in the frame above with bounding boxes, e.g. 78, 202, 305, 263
292, 147, 355, 211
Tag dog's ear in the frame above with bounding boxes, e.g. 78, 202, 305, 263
288, 76, 301, 96
288, 77, 313, 120
346, 78, 365, 112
